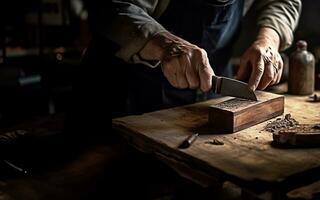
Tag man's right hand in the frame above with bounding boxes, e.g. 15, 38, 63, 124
139, 32, 214, 92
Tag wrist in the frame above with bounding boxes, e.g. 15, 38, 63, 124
139, 32, 172, 61
139, 32, 191, 62
256, 27, 280, 51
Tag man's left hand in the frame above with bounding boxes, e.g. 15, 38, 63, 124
236, 27, 283, 91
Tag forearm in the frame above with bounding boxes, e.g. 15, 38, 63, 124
88, 0, 167, 63
254, 0, 301, 51
139, 32, 196, 61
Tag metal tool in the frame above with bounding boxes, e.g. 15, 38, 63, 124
212, 75, 257, 101
178, 133, 199, 149
2, 159, 28, 174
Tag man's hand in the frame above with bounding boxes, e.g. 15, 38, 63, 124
236, 27, 283, 91
139, 32, 214, 92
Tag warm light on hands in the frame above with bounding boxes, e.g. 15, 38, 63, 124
139, 32, 214, 92
236, 27, 283, 91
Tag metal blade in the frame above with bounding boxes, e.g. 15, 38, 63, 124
212, 76, 257, 101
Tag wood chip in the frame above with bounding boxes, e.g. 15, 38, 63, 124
205, 139, 224, 145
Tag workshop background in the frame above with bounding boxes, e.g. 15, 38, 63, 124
0, 0, 77, 125
0, 0, 319, 200
1, 0, 320, 125
1, 0, 320, 127
234, 0, 320, 90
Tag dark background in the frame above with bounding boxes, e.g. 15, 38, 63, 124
0, 1, 319, 199
0, 0, 319, 127
0, 0, 79, 126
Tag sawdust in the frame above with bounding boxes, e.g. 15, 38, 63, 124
264, 114, 299, 133
213, 98, 256, 110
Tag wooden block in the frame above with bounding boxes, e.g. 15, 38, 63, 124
273, 124, 320, 147
208, 91, 284, 133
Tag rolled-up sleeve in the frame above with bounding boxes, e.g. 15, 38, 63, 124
88, 0, 168, 63
254, 0, 301, 51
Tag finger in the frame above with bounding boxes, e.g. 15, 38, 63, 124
235, 55, 250, 81
176, 56, 188, 88
182, 53, 199, 89
161, 58, 178, 88
198, 50, 214, 92
248, 56, 264, 91
275, 56, 283, 84
269, 65, 279, 86
257, 62, 274, 90
270, 54, 283, 86
199, 66, 214, 92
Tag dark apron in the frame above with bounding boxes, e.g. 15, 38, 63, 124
82, 0, 244, 118
159, 0, 244, 107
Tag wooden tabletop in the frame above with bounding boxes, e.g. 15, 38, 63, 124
112, 92, 320, 191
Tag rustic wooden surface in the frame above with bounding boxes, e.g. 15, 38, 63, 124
112, 92, 320, 191
0, 114, 124, 200
286, 180, 320, 199
209, 92, 284, 132
0, 144, 116, 200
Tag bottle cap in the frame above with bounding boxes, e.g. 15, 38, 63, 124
296, 40, 307, 50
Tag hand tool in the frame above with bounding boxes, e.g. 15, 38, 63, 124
2, 159, 28, 174
212, 75, 257, 101
178, 133, 199, 149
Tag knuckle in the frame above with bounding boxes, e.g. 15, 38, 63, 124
200, 48, 207, 56
257, 48, 264, 55
265, 73, 274, 81
256, 65, 264, 73
193, 48, 203, 57
250, 45, 263, 55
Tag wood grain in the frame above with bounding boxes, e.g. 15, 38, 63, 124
273, 124, 320, 147
112, 92, 320, 191
287, 180, 320, 199
208, 91, 284, 132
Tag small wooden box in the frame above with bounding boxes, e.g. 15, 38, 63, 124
208, 91, 284, 133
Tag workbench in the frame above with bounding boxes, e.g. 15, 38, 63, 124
112, 92, 320, 199
0, 114, 116, 200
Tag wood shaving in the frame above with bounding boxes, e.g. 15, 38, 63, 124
205, 139, 224, 145
264, 114, 299, 133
